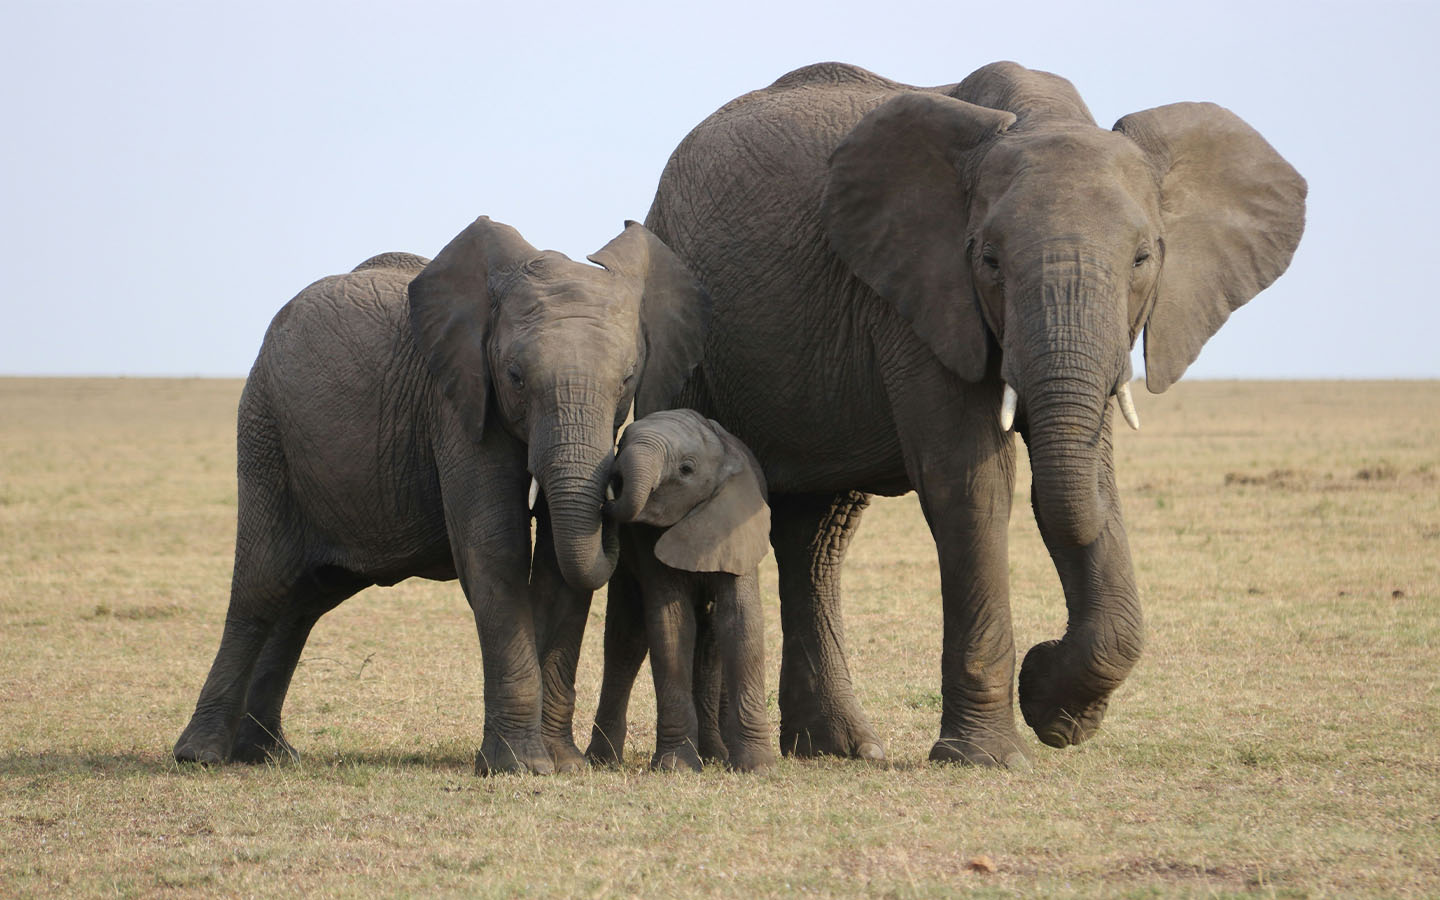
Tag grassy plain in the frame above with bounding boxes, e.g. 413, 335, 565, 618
1, 377, 1437, 897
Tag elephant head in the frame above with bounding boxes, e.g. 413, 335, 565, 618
823, 61, 1306, 547
606, 409, 770, 576
408, 217, 709, 591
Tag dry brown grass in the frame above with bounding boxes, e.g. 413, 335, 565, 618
2, 378, 1437, 897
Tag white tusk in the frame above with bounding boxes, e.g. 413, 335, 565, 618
1116, 382, 1140, 431
999, 383, 1017, 432
605, 481, 616, 502
528, 477, 540, 510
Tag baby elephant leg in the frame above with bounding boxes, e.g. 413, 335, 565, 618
713, 572, 776, 772
644, 574, 703, 773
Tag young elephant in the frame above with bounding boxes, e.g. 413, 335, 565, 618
172, 217, 708, 775
585, 410, 777, 773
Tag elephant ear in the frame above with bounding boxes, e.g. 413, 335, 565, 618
654, 422, 770, 576
1114, 102, 1307, 392
823, 92, 1016, 382
408, 216, 539, 443
588, 221, 711, 417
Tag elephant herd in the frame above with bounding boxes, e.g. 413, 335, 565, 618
173, 61, 1306, 774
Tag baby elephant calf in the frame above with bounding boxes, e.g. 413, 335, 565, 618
586, 410, 777, 772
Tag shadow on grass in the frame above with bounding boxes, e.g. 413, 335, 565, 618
0, 746, 478, 780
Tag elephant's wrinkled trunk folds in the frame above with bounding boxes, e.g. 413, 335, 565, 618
1004, 255, 1127, 549
607, 433, 665, 524
529, 385, 620, 592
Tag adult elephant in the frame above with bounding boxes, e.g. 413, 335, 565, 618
643, 61, 1306, 766
173, 217, 708, 774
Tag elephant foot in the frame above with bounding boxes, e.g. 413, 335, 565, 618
475, 732, 555, 776
1018, 639, 1111, 748
651, 743, 704, 773
698, 726, 728, 765
173, 721, 231, 766
584, 722, 626, 767
725, 743, 777, 774
780, 705, 886, 761
229, 717, 300, 765
929, 732, 1031, 770
546, 736, 589, 774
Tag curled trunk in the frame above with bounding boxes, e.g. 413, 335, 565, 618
529, 396, 620, 592
607, 434, 666, 524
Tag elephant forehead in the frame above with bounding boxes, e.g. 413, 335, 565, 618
982, 131, 1159, 233
988, 127, 1151, 187
624, 411, 719, 456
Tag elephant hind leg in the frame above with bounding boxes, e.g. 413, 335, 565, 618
771, 490, 885, 761
228, 564, 369, 763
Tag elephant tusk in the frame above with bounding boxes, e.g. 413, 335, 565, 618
528, 477, 540, 510
605, 481, 616, 502
1116, 382, 1140, 431
999, 383, 1017, 432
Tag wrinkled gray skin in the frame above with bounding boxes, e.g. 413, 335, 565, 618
173, 217, 708, 775
583, 410, 776, 773
645, 62, 1306, 766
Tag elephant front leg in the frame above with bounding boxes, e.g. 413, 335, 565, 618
713, 572, 776, 773
771, 491, 885, 761
925, 494, 1030, 769
443, 473, 553, 774
1020, 449, 1143, 748
644, 582, 703, 772
531, 507, 593, 773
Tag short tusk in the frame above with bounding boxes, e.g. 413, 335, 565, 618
999, 383, 1017, 432
605, 481, 616, 502
1116, 382, 1140, 431
528, 477, 540, 510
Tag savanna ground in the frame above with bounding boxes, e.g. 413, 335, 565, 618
1, 378, 1437, 898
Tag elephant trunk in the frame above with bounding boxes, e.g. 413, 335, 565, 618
1023, 368, 1109, 547
529, 388, 620, 592
606, 433, 666, 524
1005, 254, 1145, 746
1004, 255, 1128, 549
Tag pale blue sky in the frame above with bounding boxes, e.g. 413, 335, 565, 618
2, 0, 1435, 378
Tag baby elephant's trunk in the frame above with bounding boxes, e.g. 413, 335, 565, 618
607, 434, 665, 524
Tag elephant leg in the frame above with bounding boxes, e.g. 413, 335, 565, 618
714, 573, 776, 773
887, 370, 1028, 768
770, 490, 885, 761
438, 437, 552, 776
691, 609, 727, 764
1020, 426, 1143, 748
174, 500, 305, 765
585, 562, 647, 766
229, 566, 367, 763
644, 576, 702, 772
531, 506, 594, 773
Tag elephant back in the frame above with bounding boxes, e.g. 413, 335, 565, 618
352, 252, 431, 275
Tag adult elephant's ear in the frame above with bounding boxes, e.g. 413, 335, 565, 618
824, 92, 1015, 382
589, 222, 711, 417
1115, 103, 1306, 393
409, 216, 539, 443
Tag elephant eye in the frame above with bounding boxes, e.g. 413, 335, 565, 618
1133, 248, 1151, 268
981, 246, 1000, 270
506, 363, 525, 389
679, 460, 696, 477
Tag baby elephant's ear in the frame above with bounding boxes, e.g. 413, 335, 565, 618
654, 426, 770, 576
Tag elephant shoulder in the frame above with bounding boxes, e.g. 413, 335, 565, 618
351, 251, 431, 275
